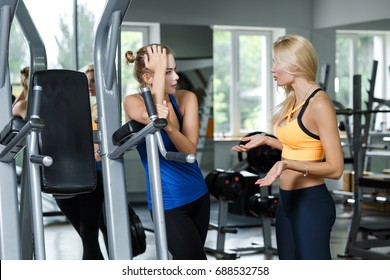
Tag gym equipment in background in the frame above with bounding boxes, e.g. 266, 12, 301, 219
338, 75, 390, 260
0, 0, 49, 259
205, 132, 281, 259
205, 169, 246, 202
319, 63, 330, 91
232, 132, 280, 220
247, 193, 278, 219
127, 203, 146, 257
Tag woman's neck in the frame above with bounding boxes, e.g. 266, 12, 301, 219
293, 81, 316, 106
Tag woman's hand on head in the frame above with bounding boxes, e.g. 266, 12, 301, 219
144, 45, 167, 73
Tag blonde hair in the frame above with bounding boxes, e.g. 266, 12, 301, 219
271, 34, 318, 126
124, 44, 173, 88
85, 64, 94, 75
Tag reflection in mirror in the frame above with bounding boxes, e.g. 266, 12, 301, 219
161, 24, 214, 169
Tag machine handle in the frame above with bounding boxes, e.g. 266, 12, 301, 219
140, 87, 157, 120
30, 155, 53, 167
31, 85, 42, 118
166, 152, 196, 164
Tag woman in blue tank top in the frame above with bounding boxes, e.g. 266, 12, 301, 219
123, 44, 210, 260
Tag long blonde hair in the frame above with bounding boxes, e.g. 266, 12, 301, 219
271, 34, 318, 126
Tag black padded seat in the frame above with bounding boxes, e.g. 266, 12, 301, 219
112, 120, 145, 146
29, 70, 96, 196
0, 117, 27, 145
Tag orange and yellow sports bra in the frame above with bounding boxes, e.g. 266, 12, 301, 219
275, 88, 325, 161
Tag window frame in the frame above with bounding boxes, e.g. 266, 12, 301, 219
118, 22, 160, 124
335, 30, 390, 130
212, 26, 282, 138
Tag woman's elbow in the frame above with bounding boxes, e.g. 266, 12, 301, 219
331, 170, 343, 180
330, 164, 344, 180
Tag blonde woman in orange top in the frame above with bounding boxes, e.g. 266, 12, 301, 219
232, 34, 343, 259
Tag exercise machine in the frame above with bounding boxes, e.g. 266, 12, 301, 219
93, 0, 133, 260
339, 75, 390, 260
196, 75, 213, 165
322, 63, 354, 163
204, 132, 280, 259
0, 0, 136, 260
0, 0, 22, 259
0, 0, 51, 259
319, 63, 330, 91
110, 87, 196, 260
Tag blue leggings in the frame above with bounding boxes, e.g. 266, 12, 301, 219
276, 184, 336, 260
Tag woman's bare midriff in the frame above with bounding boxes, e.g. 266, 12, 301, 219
279, 160, 324, 191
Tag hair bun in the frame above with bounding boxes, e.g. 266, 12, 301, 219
125, 50, 136, 64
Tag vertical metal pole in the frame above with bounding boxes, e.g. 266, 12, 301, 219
140, 87, 169, 259
24, 84, 46, 259
146, 134, 169, 260
19, 158, 34, 259
260, 186, 272, 252
73, 0, 79, 70
0, 0, 22, 260
216, 200, 229, 251
345, 75, 362, 255
94, 0, 132, 259
0, 3, 11, 88
352, 75, 363, 184
26, 129, 46, 259
13, 0, 47, 260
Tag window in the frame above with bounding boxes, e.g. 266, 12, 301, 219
119, 23, 159, 124
9, 1, 158, 125
21, 0, 105, 69
9, 21, 29, 96
120, 25, 150, 98
213, 27, 273, 137
9, 0, 105, 95
335, 31, 390, 130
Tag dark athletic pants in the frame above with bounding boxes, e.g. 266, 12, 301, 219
152, 193, 210, 260
275, 184, 336, 260
55, 170, 105, 260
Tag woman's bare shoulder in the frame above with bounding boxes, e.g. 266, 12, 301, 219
173, 89, 197, 103
123, 93, 143, 104
309, 90, 337, 124
311, 90, 334, 108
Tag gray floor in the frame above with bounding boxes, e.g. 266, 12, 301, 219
42, 194, 390, 260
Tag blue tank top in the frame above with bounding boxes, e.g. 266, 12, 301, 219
136, 94, 208, 210
95, 160, 102, 171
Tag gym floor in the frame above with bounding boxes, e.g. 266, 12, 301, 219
42, 194, 390, 260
